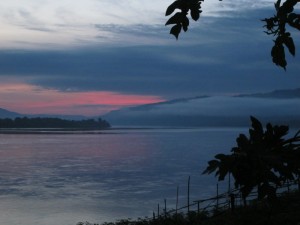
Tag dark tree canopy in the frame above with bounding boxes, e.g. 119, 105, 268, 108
165, 0, 300, 69
0, 117, 110, 129
203, 117, 300, 201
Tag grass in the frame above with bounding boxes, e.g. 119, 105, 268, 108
77, 191, 300, 225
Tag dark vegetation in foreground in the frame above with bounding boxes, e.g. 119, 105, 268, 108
0, 117, 110, 129
79, 191, 300, 225
78, 117, 300, 225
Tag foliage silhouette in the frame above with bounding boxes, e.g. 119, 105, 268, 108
165, 0, 202, 39
80, 191, 300, 225
165, 0, 299, 69
203, 116, 300, 201
262, 0, 300, 70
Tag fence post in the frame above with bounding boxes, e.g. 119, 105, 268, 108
153, 212, 155, 220
164, 199, 167, 219
298, 175, 300, 191
230, 193, 235, 212
216, 183, 219, 210
187, 176, 190, 213
228, 172, 231, 193
197, 201, 200, 214
158, 204, 160, 218
176, 186, 179, 215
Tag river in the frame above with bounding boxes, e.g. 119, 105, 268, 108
0, 127, 245, 225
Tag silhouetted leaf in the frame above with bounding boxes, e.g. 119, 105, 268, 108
288, 13, 300, 30
288, 13, 298, 22
215, 154, 227, 160
279, 0, 297, 15
190, 9, 200, 21
283, 33, 296, 56
182, 16, 189, 32
251, 116, 263, 133
274, 0, 281, 11
165, 0, 182, 16
271, 41, 287, 70
165, 12, 182, 25
170, 24, 182, 39
202, 160, 219, 174
274, 125, 289, 138
250, 116, 263, 133
189, 0, 202, 21
236, 134, 249, 149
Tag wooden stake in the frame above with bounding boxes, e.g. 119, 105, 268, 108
176, 186, 179, 215
164, 199, 167, 218
187, 176, 190, 213
228, 172, 231, 193
216, 183, 219, 210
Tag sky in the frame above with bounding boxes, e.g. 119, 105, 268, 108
0, 0, 300, 116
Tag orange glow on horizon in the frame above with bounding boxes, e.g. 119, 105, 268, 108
0, 83, 165, 116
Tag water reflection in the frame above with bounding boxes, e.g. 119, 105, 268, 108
0, 128, 243, 225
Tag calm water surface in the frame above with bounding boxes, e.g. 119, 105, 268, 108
0, 128, 245, 225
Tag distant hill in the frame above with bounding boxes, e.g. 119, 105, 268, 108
26, 114, 87, 121
0, 108, 87, 120
2, 88, 300, 128
127, 96, 209, 111
0, 108, 22, 118
103, 88, 300, 127
237, 88, 300, 99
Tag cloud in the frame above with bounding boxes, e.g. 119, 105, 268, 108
0, 0, 170, 49
0, 82, 164, 115
0, 8, 299, 99
202, 0, 275, 17
0, 6, 300, 116
104, 96, 300, 127
0, 0, 282, 49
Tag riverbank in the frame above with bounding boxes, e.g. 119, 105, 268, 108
0, 128, 114, 134
79, 191, 300, 225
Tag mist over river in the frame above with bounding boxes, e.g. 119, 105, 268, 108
0, 128, 253, 225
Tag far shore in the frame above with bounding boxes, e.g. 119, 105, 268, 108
0, 127, 115, 135
0, 126, 250, 135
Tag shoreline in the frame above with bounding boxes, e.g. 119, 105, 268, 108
0, 128, 114, 135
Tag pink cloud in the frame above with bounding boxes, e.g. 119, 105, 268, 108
0, 83, 164, 116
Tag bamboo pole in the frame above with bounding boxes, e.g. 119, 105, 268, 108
176, 186, 179, 215
164, 199, 167, 219
216, 183, 219, 210
228, 172, 231, 193
187, 176, 190, 213
298, 175, 300, 191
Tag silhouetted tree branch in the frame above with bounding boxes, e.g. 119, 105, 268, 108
165, 0, 299, 69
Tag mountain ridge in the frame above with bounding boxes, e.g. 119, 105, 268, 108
0, 108, 22, 118
103, 88, 300, 127
236, 88, 300, 99
0, 108, 87, 120
2, 88, 300, 126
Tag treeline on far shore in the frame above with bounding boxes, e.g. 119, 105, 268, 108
0, 117, 110, 129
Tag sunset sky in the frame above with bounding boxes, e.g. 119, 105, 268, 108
0, 0, 299, 116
